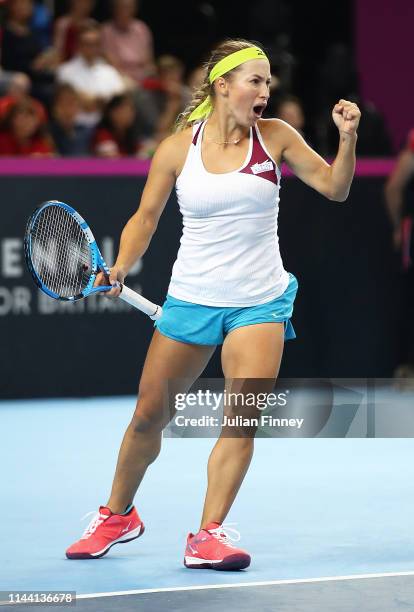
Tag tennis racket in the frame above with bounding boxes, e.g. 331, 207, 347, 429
24, 200, 162, 320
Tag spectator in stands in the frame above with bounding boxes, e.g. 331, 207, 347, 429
128, 54, 189, 144
49, 83, 92, 156
0, 96, 54, 155
31, 0, 53, 50
153, 54, 190, 141
0, 0, 57, 103
275, 94, 305, 135
54, 0, 95, 62
92, 92, 136, 157
0, 68, 18, 97
56, 20, 126, 127
0, 71, 47, 123
1, 0, 43, 74
384, 129, 414, 381
92, 92, 155, 158
101, 0, 156, 85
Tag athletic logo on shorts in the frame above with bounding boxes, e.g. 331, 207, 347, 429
250, 159, 273, 175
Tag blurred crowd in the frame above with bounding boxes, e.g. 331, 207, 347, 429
0, 0, 395, 158
0, 0, 194, 157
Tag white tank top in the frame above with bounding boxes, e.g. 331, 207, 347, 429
167, 119, 290, 306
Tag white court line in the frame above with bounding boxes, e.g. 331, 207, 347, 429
76, 570, 414, 599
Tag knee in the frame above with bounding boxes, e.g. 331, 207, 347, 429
130, 388, 167, 434
129, 411, 162, 465
130, 408, 162, 435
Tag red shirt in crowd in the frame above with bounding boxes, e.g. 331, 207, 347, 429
0, 131, 54, 156
92, 127, 139, 157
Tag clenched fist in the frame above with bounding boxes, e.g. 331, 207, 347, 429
332, 99, 361, 136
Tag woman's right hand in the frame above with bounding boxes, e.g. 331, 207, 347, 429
94, 265, 127, 298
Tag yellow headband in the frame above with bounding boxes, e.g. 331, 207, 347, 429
187, 46, 269, 123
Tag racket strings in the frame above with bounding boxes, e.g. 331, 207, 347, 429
31, 205, 92, 298
36, 206, 66, 293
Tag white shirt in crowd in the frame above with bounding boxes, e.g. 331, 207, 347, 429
57, 55, 126, 99
57, 56, 126, 126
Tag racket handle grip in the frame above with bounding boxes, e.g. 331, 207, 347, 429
119, 284, 163, 320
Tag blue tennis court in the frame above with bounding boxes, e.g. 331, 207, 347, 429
2, 393, 414, 610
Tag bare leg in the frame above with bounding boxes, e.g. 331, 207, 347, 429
200, 436, 255, 529
106, 330, 216, 514
199, 323, 285, 529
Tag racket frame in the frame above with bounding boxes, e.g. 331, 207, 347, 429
24, 200, 163, 320
25, 200, 114, 302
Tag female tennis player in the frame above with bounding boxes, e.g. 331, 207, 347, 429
66, 38, 360, 570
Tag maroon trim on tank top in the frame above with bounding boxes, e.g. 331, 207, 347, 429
193, 121, 278, 185
192, 122, 203, 145
239, 125, 278, 185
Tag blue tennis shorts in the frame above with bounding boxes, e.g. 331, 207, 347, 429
153, 272, 298, 346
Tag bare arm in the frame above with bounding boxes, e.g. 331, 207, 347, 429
97, 133, 179, 296
327, 131, 357, 201
275, 99, 360, 202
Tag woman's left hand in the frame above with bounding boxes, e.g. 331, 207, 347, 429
332, 99, 361, 136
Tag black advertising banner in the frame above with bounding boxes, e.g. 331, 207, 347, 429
0, 176, 186, 398
0, 174, 399, 399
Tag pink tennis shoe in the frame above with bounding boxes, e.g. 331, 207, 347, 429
66, 505, 145, 559
184, 522, 251, 570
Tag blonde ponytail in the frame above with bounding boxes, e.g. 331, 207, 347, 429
175, 75, 211, 132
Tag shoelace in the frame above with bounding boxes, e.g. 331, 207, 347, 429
79, 510, 109, 540
208, 523, 241, 547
